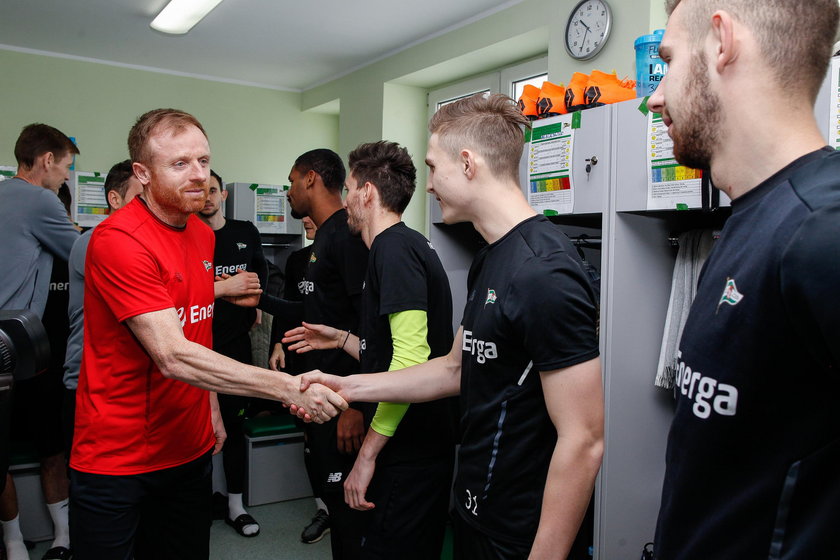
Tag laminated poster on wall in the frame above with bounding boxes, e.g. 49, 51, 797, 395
73, 171, 109, 227
0, 166, 15, 181
829, 56, 840, 150
646, 112, 702, 210
253, 184, 287, 234
526, 115, 575, 215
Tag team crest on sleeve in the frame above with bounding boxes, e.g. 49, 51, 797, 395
202, 260, 212, 271
309, 252, 317, 263
236, 242, 247, 250
717, 277, 744, 312
485, 289, 497, 306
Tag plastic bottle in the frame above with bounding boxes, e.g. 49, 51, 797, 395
634, 29, 667, 97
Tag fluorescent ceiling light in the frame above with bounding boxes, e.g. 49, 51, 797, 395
150, 0, 224, 35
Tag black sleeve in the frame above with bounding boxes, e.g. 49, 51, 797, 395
258, 293, 303, 321
249, 224, 269, 288
338, 234, 369, 322
504, 252, 599, 371
781, 207, 840, 369
376, 241, 427, 315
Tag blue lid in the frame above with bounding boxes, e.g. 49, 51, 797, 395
634, 29, 665, 48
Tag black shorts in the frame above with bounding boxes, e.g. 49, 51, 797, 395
360, 455, 454, 560
305, 417, 357, 495
451, 510, 531, 560
70, 452, 212, 560
11, 368, 65, 459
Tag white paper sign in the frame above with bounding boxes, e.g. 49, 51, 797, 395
527, 116, 575, 215
647, 112, 702, 210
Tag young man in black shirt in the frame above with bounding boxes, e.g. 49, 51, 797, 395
285, 141, 455, 559
647, 1, 840, 558
198, 170, 267, 537
298, 95, 603, 559
260, 149, 369, 558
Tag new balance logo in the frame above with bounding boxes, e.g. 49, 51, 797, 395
236, 242, 247, 250
327, 472, 343, 483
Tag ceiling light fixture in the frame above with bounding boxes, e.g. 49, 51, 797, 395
150, 0, 224, 35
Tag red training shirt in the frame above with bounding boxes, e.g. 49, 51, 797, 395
71, 197, 216, 475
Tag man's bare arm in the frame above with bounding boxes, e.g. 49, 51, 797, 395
300, 327, 464, 404
529, 357, 604, 560
125, 308, 347, 421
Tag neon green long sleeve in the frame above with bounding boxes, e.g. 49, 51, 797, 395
369, 309, 430, 437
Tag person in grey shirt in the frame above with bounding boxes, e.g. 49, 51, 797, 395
0, 124, 79, 318
0, 123, 80, 560
62, 160, 143, 460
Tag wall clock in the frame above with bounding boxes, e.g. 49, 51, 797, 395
565, 0, 613, 61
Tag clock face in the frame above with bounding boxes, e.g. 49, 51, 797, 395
565, 0, 612, 60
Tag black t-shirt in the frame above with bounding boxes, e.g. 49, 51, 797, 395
358, 222, 455, 466
211, 219, 268, 351
655, 148, 840, 560
269, 245, 312, 375
42, 258, 70, 374
303, 209, 368, 376
453, 215, 599, 545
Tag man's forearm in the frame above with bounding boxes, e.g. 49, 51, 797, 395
157, 336, 299, 402
341, 352, 460, 404
528, 434, 603, 559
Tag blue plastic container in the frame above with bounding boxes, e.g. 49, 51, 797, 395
634, 29, 667, 97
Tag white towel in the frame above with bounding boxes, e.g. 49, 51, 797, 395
655, 229, 716, 389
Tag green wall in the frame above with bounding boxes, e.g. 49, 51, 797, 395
0, 49, 338, 186
304, 0, 666, 233
382, 83, 430, 235
0, 0, 667, 233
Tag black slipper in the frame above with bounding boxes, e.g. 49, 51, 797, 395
226, 513, 260, 537
42, 546, 72, 560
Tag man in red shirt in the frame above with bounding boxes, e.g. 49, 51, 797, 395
69, 108, 346, 560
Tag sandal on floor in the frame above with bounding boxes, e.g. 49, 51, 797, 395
42, 546, 73, 560
225, 513, 260, 537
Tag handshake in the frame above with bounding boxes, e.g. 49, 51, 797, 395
286, 370, 350, 424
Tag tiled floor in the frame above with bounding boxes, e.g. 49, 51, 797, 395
26, 498, 331, 560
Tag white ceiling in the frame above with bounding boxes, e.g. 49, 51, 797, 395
0, 0, 524, 91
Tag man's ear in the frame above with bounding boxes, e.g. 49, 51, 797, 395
107, 189, 121, 211
462, 149, 478, 180
132, 161, 151, 186
39, 151, 54, 171
306, 169, 318, 189
710, 10, 739, 75
221, 189, 229, 201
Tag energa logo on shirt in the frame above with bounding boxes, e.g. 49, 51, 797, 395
675, 351, 738, 419
298, 280, 315, 295
462, 329, 498, 364
176, 303, 215, 327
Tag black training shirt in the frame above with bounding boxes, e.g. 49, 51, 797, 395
358, 222, 455, 466
211, 219, 268, 350
655, 148, 840, 560
303, 209, 368, 376
453, 215, 599, 545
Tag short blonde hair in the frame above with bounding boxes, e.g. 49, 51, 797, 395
428, 93, 529, 183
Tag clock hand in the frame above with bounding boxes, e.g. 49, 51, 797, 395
580, 28, 590, 54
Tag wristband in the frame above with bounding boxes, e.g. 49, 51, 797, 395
340, 330, 351, 350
